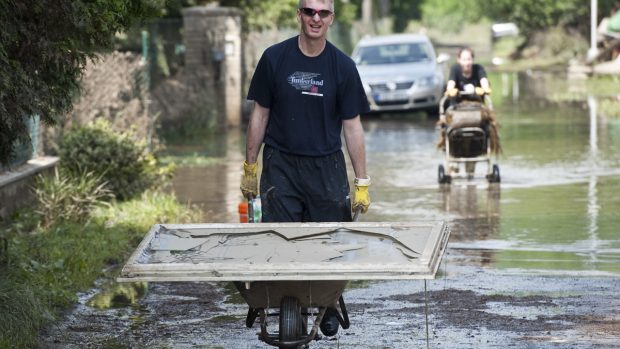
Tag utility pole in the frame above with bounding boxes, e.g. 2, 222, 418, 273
588, 0, 598, 62
362, 0, 372, 28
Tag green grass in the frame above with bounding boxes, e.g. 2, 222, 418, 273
0, 191, 201, 348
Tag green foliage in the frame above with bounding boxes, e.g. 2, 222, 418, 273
0, 191, 201, 348
484, 0, 618, 47
161, 0, 212, 18
224, 0, 298, 30
212, 0, 357, 32
391, 0, 423, 33
34, 169, 112, 227
0, 0, 163, 166
92, 190, 203, 230
58, 120, 161, 200
421, 0, 484, 33
334, 0, 359, 28
416, 0, 617, 56
162, 0, 298, 31
485, 0, 581, 39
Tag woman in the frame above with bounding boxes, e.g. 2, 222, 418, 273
445, 47, 491, 105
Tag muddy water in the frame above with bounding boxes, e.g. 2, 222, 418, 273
170, 72, 620, 275
39, 72, 620, 348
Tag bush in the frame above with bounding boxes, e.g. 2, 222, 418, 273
92, 190, 203, 231
59, 120, 161, 200
34, 169, 112, 227
0, 191, 201, 348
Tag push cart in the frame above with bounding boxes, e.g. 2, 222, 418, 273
118, 221, 450, 348
437, 92, 501, 184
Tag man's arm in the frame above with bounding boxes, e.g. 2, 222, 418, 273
246, 102, 270, 164
342, 115, 367, 179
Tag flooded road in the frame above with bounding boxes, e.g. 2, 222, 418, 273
39, 72, 620, 348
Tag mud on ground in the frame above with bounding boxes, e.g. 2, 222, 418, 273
39, 251, 620, 349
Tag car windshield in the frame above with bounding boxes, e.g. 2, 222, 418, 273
355, 42, 432, 65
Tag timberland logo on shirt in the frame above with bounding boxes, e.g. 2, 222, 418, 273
288, 71, 324, 97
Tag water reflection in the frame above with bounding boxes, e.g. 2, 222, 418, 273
439, 184, 501, 267
87, 282, 148, 309
587, 96, 600, 268
440, 184, 500, 240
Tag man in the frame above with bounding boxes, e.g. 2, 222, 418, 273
240, 0, 371, 337
444, 47, 491, 107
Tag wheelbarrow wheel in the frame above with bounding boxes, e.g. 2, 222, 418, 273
279, 296, 301, 343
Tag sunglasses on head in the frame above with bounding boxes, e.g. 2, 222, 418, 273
299, 7, 333, 19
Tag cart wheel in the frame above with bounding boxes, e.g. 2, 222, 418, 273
438, 165, 451, 184
279, 296, 301, 343
488, 164, 501, 183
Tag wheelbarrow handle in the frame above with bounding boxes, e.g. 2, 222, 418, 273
248, 195, 360, 223
352, 207, 362, 222
247, 194, 254, 223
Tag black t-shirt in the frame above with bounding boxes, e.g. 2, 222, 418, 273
247, 36, 369, 156
448, 64, 487, 90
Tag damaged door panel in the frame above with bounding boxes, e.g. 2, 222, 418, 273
118, 221, 450, 282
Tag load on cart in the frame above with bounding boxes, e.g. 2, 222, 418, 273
436, 86, 501, 184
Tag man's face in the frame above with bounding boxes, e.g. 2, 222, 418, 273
297, 0, 334, 40
458, 51, 473, 73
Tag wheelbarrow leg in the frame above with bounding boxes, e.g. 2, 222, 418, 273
336, 295, 350, 329
246, 307, 260, 328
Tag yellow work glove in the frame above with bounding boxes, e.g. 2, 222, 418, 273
445, 88, 459, 97
240, 161, 258, 199
352, 177, 371, 214
484, 87, 492, 95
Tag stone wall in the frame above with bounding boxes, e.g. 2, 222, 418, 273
0, 157, 58, 221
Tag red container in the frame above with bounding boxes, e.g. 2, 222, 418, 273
238, 202, 248, 223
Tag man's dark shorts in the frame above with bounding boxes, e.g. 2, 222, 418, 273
260, 145, 352, 223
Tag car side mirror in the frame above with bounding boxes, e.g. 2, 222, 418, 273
436, 53, 450, 64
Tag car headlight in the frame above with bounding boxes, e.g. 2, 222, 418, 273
418, 75, 440, 88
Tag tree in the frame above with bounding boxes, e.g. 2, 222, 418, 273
0, 0, 163, 166
485, 0, 618, 48
420, 0, 484, 33
391, 0, 423, 33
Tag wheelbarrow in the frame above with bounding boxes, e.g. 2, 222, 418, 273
233, 280, 349, 348
118, 220, 450, 348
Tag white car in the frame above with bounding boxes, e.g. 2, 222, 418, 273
352, 33, 447, 115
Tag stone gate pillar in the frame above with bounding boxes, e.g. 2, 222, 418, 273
182, 6, 243, 128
